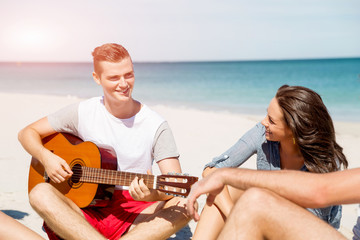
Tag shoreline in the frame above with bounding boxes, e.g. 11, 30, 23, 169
1, 92, 359, 239
2, 91, 360, 123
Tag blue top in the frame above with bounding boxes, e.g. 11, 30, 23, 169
205, 122, 341, 229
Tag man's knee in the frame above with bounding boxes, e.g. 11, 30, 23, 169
165, 197, 192, 221
223, 188, 277, 231
233, 188, 278, 214
166, 197, 188, 211
165, 196, 185, 206
29, 183, 56, 211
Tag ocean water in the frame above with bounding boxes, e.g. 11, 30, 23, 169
0, 58, 359, 121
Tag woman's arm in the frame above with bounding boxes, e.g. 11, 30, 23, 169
204, 123, 263, 169
199, 123, 264, 216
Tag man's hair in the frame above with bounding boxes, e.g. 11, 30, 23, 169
92, 43, 131, 74
276, 85, 348, 173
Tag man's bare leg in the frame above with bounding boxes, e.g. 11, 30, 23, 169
218, 188, 346, 240
29, 183, 106, 240
121, 197, 191, 240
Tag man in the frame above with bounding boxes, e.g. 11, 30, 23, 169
18, 43, 190, 240
187, 167, 360, 240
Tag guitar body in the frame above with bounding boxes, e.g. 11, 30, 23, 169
29, 133, 198, 208
28, 133, 117, 208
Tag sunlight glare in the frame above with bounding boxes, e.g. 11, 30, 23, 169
16, 27, 48, 48
2, 23, 54, 53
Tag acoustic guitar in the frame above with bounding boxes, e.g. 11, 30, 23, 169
28, 132, 198, 208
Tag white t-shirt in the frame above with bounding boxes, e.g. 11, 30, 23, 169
48, 97, 179, 175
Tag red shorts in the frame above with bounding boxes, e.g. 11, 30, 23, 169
44, 190, 156, 240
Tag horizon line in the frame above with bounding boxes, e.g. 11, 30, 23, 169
1, 56, 360, 64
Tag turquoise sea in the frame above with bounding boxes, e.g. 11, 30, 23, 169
0, 58, 359, 121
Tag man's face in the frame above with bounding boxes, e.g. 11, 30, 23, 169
93, 57, 135, 103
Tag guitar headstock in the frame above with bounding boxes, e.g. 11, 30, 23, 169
156, 173, 198, 197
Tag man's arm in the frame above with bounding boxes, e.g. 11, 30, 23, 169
129, 121, 181, 202
18, 117, 73, 183
187, 167, 360, 220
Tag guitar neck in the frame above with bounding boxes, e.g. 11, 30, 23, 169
77, 166, 156, 189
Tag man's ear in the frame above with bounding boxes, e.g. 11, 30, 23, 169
92, 72, 101, 85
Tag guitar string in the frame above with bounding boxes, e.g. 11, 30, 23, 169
59, 167, 192, 196
70, 166, 193, 182
67, 166, 195, 193
70, 166, 156, 186
68, 166, 193, 193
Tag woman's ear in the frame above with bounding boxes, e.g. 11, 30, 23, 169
92, 72, 101, 85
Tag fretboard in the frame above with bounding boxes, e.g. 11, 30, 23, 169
76, 166, 156, 189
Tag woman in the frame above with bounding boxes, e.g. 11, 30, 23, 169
193, 85, 348, 239
0, 211, 44, 240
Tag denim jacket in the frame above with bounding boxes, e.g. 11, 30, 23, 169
204, 122, 342, 229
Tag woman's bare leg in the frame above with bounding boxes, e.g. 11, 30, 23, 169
192, 167, 244, 240
0, 211, 44, 240
192, 203, 226, 240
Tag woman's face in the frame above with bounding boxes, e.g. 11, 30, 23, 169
261, 97, 293, 142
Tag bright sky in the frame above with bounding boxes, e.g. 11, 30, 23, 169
1, 0, 359, 62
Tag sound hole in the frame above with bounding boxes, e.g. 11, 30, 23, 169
71, 163, 82, 183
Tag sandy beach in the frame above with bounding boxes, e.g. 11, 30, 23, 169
1, 92, 359, 239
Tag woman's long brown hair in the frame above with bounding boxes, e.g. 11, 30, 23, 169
276, 85, 348, 173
